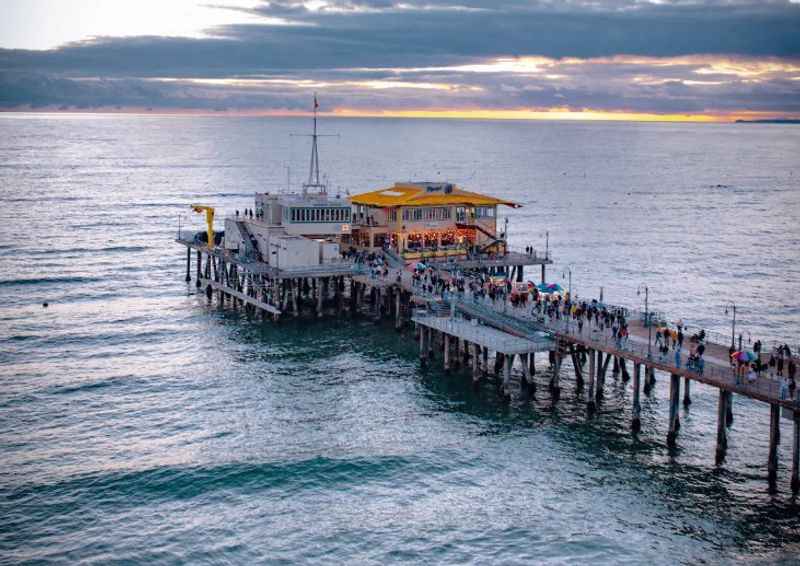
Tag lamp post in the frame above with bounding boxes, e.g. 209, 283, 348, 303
545, 230, 549, 260
724, 302, 736, 350
637, 284, 652, 359
562, 266, 573, 299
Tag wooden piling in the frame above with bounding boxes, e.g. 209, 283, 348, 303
520, 353, 530, 387
667, 373, 681, 447
726, 394, 734, 427
715, 390, 728, 464
395, 290, 402, 330
494, 352, 504, 376
768, 403, 780, 489
443, 333, 451, 372
587, 348, 596, 414
502, 353, 514, 399
316, 277, 323, 318
632, 363, 641, 432
195, 251, 202, 288
419, 323, 427, 367
551, 352, 561, 401
472, 343, 481, 385
683, 377, 691, 407
185, 247, 192, 282
792, 412, 800, 495
595, 351, 605, 403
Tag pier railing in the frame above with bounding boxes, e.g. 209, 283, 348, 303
466, 296, 798, 404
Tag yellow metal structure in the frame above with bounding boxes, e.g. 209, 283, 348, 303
191, 205, 215, 248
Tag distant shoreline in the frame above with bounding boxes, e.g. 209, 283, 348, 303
735, 119, 800, 124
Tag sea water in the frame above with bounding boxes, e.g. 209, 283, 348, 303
1, 114, 799, 564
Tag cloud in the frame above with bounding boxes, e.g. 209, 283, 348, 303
0, 0, 799, 117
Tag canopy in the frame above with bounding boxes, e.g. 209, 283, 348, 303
537, 282, 564, 293
731, 351, 757, 362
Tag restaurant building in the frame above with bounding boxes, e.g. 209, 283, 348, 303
348, 181, 519, 259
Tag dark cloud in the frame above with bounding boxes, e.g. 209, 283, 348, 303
0, 0, 799, 115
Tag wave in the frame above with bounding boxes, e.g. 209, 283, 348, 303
4, 454, 449, 506
0, 276, 100, 287
18, 246, 147, 256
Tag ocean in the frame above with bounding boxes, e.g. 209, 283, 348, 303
1, 114, 799, 564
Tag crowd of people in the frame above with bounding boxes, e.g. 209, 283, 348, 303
346, 255, 798, 402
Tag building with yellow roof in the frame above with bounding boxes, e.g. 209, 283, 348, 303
347, 181, 520, 258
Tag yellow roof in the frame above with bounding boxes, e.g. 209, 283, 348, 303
349, 182, 520, 208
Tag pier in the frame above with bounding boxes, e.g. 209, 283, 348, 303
178, 235, 800, 495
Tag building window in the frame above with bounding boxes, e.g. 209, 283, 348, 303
476, 206, 495, 218
455, 207, 466, 223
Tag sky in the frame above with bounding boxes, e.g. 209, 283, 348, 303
1, 0, 799, 121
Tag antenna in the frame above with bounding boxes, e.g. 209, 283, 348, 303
290, 93, 339, 196
286, 164, 291, 194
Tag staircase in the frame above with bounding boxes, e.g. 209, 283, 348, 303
235, 220, 260, 261
455, 223, 506, 253
383, 247, 403, 269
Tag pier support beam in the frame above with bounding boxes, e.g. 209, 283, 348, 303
726, 394, 734, 427
419, 324, 427, 367
643, 366, 653, 395
443, 334, 451, 372
667, 373, 681, 448
551, 352, 561, 401
520, 353, 530, 388
632, 363, 642, 432
683, 378, 692, 408
195, 251, 202, 288
502, 354, 514, 400
716, 390, 729, 464
185, 247, 191, 282
595, 351, 606, 403
768, 403, 780, 490
472, 343, 481, 386
571, 348, 584, 390
620, 357, 630, 382
481, 346, 489, 376
316, 278, 323, 318
587, 349, 596, 414
792, 412, 800, 495
395, 291, 402, 330
494, 352, 504, 376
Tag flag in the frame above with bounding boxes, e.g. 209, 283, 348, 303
314, 94, 319, 110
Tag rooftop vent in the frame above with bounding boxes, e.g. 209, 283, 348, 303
424, 182, 454, 193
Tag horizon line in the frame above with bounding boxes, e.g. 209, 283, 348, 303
1, 106, 797, 124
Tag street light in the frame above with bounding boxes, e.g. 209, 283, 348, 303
637, 284, 652, 359
724, 301, 737, 350
561, 266, 573, 300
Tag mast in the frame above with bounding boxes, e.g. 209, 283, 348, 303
307, 94, 321, 191
302, 93, 327, 196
